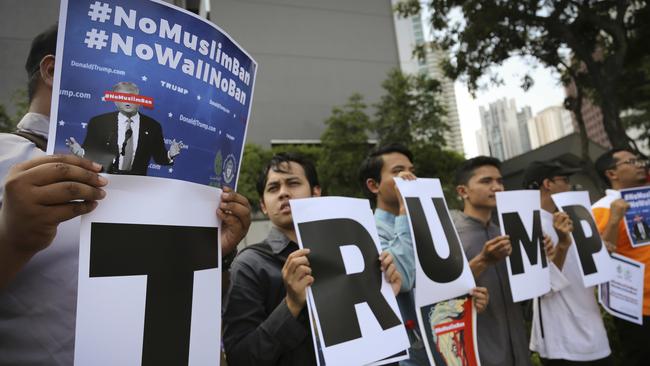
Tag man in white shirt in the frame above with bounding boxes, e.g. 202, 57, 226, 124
524, 161, 612, 366
0, 24, 251, 365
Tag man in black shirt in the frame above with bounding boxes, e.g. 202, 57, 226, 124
223, 152, 402, 366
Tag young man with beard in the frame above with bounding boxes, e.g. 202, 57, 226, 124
223, 152, 402, 366
525, 161, 612, 365
592, 149, 650, 365
452, 156, 531, 366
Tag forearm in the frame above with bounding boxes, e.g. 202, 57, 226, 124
469, 254, 489, 278
551, 244, 570, 270
601, 219, 620, 249
0, 227, 36, 289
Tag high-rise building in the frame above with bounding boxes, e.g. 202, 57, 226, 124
209, 0, 401, 146
516, 106, 532, 153
564, 78, 611, 148
0, 0, 401, 147
478, 98, 532, 160
392, 7, 464, 155
527, 106, 575, 149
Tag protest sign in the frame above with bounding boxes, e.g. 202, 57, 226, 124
291, 197, 409, 366
49, 0, 256, 188
394, 178, 479, 365
74, 176, 221, 365
496, 190, 551, 302
552, 191, 614, 287
621, 186, 650, 248
599, 253, 645, 325
420, 295, 479, 366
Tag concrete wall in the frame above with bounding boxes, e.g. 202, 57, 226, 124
0, 0, 60, 115
210, 0, 400, 146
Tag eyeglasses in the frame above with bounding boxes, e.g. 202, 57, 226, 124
613, 158, 648, 168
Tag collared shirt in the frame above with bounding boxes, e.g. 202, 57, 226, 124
375, 208, 415, 292
223, 227, 315, 366
116, 112, 140, 169
0, 113, 80, 365
593, 189, 650, 315
453, 212, 531, 366
529, 209, 610, 361
374, 208, 428, 366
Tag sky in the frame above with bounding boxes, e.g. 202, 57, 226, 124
454, 58, 567, 157
415, 6, 568, 158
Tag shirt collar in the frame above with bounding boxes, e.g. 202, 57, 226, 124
17, 112, 49, 138
374, 207, 396, 224
266, 226, 294, 254
457, 211, 496, 229
605, 189, 621, 199
118, 112, 140, 124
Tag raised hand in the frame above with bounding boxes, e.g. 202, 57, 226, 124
282, 248, 313, 317
379, 251, 402, 295
217, 186, 252, 256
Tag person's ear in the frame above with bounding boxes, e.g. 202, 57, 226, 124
366, 178, 379, 195
456, 185, 469, 200
312, 185, 322, 197
542, 178, 552, 190
605, 168, 617, 183
39, 55, 56, 89
260, 198, 268, 216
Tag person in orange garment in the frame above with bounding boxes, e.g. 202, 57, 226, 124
591, 148, 650, 365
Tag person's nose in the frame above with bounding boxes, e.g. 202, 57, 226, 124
278, 184, 291, 200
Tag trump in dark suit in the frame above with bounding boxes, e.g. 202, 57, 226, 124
67, 81, 182, 175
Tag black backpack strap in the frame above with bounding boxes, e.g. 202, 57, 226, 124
12, 130, 48, 151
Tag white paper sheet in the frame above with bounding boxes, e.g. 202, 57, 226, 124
496, 190, 551, 302
74, 175, 221, 366
552, 191, 614, 287
599, 253, 645, 325
291, 197, 409, 366
395, 178, 479, 366
395, 178, 476, 304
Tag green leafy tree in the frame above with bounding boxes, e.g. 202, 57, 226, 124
319, 93, 371, 197
395, 0, 649, 150
238, 143, 273, 211
0, 89, 29, 133
411, 145, 465, 209
373, 69, 448, 149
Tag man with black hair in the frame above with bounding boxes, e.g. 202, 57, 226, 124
525, 161, 612, 366
223, 152, 402, 366
592, 149, 650, 365
360, 144, 489, 366
0, 25, 252, 365
452, 156, 531, 366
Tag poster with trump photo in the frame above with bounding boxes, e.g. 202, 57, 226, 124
48, 0, 256, 188
621, 186, 650, 248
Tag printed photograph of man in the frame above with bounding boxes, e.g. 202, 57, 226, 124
632, 214, 650, 243
66, 81, 183, 175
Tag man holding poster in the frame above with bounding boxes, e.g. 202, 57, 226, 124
524, 161, 612, 365
453, 156, 531, 366
0, 24, 252, 365
359, 144, 489, 366
223, 152, 402, 366
593, 149, 650, 364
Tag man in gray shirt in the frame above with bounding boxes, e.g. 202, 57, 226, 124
452, 156, 532, 366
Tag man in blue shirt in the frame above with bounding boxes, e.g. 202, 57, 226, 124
360, 144, 488, 365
